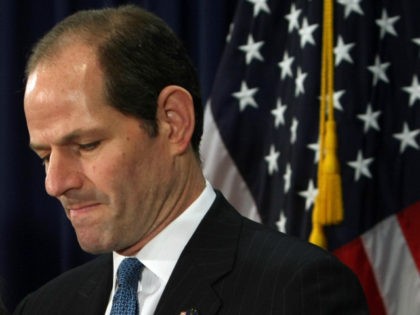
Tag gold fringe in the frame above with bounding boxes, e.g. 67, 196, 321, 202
310, 0, 344, 248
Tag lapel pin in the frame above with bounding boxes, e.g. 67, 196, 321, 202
180, 308, 199, 315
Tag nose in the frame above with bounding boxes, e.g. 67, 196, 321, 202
45, 149, 83, 197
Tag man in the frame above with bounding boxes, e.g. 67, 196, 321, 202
14, 5, 368, 315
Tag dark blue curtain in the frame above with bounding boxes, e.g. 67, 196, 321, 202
0, 0, 237, 312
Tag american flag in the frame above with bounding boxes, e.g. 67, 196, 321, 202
200, 0, 420, 314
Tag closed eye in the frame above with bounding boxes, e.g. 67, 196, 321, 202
79, 141, 101, 151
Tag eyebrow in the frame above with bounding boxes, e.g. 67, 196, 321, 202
29, 128, 104, 152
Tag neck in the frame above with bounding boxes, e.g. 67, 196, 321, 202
117, 154, 206, 256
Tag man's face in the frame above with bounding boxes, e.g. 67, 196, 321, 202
24, 43, 174, 254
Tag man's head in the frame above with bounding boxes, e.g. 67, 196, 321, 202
26, 5, 203, 155
24, 5, 205, 255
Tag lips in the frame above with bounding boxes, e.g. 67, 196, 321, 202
68, 203, 100, 211
67, 203, 101, 220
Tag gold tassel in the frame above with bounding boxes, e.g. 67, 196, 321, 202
316, 121, 343, 224
310, 123, 343, 247
309, 0, 344, 248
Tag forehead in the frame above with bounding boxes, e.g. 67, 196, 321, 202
25, 40, 106, 112
24, 41, 115, 145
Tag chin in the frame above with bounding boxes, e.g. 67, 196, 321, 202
76, 235, 116, 255
79, 243, 111, 255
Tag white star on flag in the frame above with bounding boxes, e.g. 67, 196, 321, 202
264, 145, 280, 175
393, 122, 420, 153
347, 150, 374, 181
295, 67, 308, 96
337, 0, 364, 19
239, 35, 265, 65
333, 90, 346, 111
276, 211, 287, 233
283, 163, 292, 193
367, 55, 390, 85
298, 18, 318, 48
285, 3, 301, 33
334, 36, 355, 66
402, 75, 420, 107
376, 9, 400, 39
271, 98, 287, 127
246, 0, 270, 17
278, 51, 295, 80
298, 179, 318, 211
290, 118, 299, 144
307, 141, 320, 163
357, 104, 381, 133
232, 81, 259, 111
319, 90, 346, 112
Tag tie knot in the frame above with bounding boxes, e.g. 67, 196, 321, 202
117, 258, 143, 288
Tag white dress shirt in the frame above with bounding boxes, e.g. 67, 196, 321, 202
105, 181, 216, 315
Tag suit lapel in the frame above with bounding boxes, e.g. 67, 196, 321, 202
155, 192, 242, 315
72, 254, 113, 314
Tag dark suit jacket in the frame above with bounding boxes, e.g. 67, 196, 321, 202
14, 192, 368, 314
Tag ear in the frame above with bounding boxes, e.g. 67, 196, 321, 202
156, 85, 195, 155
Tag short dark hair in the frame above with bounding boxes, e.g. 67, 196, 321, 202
26, 5, 203, 155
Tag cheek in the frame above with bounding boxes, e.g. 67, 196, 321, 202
103, 147, 148, 186
87, 150, 132, 189
87, 138, 165, 195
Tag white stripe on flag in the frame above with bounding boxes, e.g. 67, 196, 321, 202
201, 102, 261, 222
361, 214, 420, 315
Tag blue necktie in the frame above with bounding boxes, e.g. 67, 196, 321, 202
110, 258, 143, 315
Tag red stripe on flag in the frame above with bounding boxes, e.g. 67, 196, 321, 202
397, 201, 420, 272
334, 237, 386, 315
